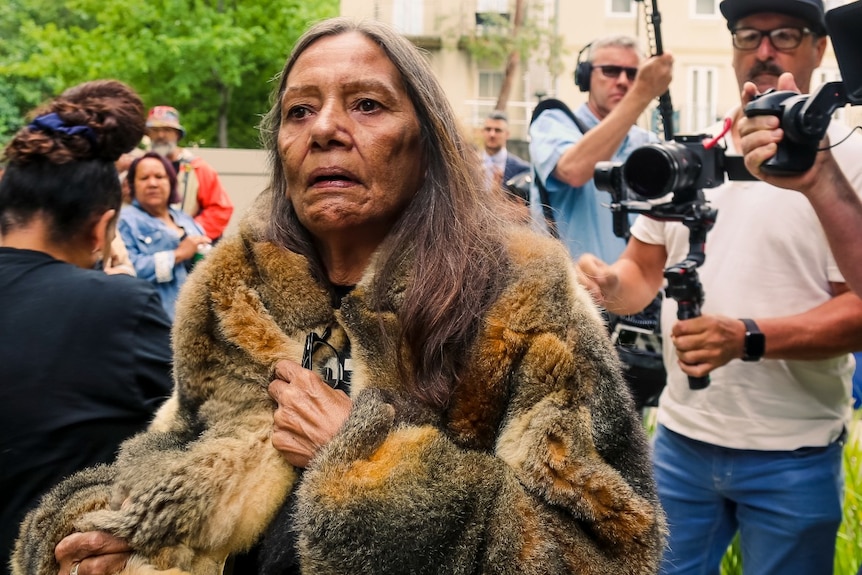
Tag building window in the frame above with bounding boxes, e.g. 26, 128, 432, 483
476, 0, 509, 31
686, 66, 718, 132
479, 70, 504, 99
608, 0, 636, 16
393, 0, 423, 35
691, 0, 719, 17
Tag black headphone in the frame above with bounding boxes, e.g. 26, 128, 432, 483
574, 42, 593, 92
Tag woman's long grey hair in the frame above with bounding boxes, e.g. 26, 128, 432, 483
261, 18, 513, 409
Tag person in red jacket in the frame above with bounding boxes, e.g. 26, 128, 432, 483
145, 105, 234, 241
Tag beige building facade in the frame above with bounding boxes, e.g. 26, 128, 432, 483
340, 0, 855, 147
209, 1, 860, 238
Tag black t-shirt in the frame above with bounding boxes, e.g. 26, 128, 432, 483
0, 248, 173, 572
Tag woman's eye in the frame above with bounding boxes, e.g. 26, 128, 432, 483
286, 106, 311, 120
357, 99, 381, 113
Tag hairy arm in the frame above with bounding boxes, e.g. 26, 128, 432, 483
739, 73, 862, 295
672, 285, 862, 378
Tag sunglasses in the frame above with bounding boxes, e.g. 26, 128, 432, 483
302, 327, 347, 390
593, 65, 638, 81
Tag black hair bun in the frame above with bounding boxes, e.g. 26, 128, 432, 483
5, 79, 145, 165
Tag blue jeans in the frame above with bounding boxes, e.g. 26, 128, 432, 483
653, 424, 844, 575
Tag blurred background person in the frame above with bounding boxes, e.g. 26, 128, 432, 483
118, 151, 210, 320
480, 110, 528, 191
145, 105, 234, 242
0, 79, 173, 573
529, 35, 674, 412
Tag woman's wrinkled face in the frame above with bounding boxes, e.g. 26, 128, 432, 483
278, 32, 424, 243
133, 157, 172, 214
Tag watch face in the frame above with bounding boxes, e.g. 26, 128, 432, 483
745, 331, 765, 360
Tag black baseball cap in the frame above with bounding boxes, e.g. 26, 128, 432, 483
720, 0, 827, 36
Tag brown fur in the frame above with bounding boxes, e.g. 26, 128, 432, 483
14, 215, 664, 575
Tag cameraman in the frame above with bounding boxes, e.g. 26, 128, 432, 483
577, 1, 862, 574
740, 71, 862, 295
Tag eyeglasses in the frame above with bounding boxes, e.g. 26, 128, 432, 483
593, 65, 638, 81
302, 328, 347, 390
731, 27, 813, 51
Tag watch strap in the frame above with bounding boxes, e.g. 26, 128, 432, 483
741, 318, 765, 361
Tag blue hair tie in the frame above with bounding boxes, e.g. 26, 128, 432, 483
28, 112, 98, 147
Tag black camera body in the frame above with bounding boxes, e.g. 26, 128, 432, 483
742, 1, 862, 174
594, 134, 742, 241
744, 82, 850, 174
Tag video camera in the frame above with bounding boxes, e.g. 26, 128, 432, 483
743, 1, 862, 174
593, 134, 746, 390
594, 133, 753, 244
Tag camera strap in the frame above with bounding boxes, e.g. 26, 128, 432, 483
530, 99, 590, 237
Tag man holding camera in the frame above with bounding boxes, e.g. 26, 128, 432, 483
577, 1, 862, 573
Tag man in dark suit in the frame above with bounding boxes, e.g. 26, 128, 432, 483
480, 111, 529, 190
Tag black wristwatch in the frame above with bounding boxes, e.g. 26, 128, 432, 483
741, 318, 765, 362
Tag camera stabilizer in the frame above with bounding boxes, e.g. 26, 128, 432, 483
595, 133, 755, 389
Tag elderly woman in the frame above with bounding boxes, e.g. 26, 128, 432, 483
118, 152, 210, 319
13, 18, 664, 575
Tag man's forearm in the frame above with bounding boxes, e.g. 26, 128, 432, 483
805, 165, 862, 295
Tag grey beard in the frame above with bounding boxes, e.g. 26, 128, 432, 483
151, 141, 177, 158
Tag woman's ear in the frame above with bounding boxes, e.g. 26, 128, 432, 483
91, 209, 117, 259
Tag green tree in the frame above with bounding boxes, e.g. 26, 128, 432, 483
0, 0, 338, 148
462, 0, 567, 111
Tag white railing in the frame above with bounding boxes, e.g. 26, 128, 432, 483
463, 99, 538, 140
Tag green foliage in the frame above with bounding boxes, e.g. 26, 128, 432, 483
835, 419, 862, 574
0, 0, 338, 148
457, 1, 567, 79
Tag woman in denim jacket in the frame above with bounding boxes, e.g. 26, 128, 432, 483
119, 152, 210, 320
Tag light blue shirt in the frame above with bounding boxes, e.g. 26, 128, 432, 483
118, 201, 206, 320
529, 103, 657, 263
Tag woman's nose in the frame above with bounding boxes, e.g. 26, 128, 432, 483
309, 104, 348, 148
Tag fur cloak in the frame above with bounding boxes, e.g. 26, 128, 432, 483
13, 199, 665, 575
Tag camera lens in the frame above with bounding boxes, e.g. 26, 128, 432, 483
623, 142, 701, 199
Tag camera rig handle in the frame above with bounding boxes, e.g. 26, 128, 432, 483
663, 203, 713, 389
664, 259, 708, 389
608, 195, 716, 389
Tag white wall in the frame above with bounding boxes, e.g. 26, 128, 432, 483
191, 147, 270, 239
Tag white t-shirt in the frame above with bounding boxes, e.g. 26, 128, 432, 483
631, 114, 862, 450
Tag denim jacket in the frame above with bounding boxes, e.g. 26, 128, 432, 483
118, 201, 205, 320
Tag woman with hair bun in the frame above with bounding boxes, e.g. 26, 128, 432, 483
0, 80, 174, 571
